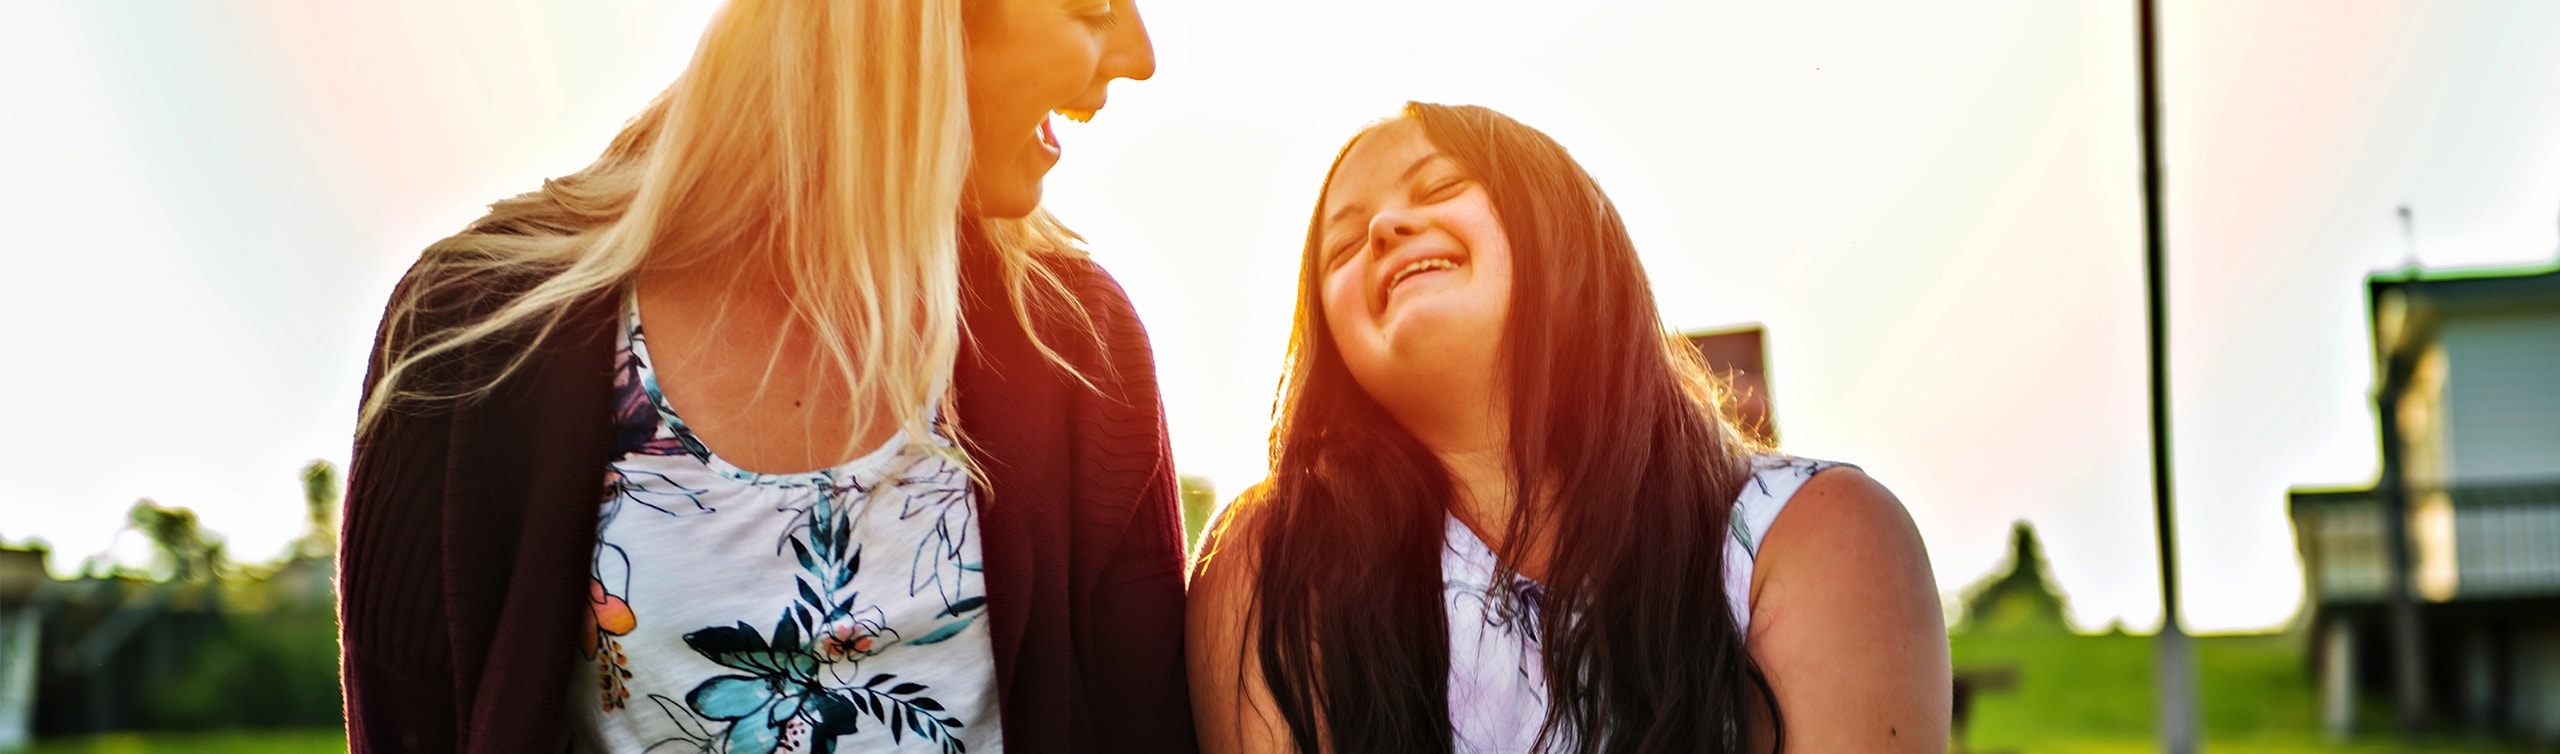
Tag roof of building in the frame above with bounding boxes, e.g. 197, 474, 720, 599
2369, 257, 2560, 310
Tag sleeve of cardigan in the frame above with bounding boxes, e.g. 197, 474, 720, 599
1070, 262, 1200, 753
337, 259, 462, 753
1085, 462, 1197, 751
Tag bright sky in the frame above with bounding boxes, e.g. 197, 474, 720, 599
3, 0, 2556, 634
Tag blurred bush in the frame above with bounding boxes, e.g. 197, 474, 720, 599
24, 463, 346, 737
136, 595, 341, 730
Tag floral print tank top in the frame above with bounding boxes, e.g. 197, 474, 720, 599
1442, 454, 1842, 753
566, 293, 999, 754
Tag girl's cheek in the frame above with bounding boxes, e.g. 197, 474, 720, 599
1324, 270, 1362, 321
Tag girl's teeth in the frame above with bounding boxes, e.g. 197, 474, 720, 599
1392, 259, 1459, 289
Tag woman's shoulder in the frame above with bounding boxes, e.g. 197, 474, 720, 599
360, 248, 593, 412
1004, 249, 1162, 385
377, 247, 571, 332
1027, 251, 1141, 326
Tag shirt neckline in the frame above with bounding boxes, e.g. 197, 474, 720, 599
622, 287, 946, 485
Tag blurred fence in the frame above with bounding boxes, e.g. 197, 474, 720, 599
2293, 481, 2560, 603
2290, 480, 2560, 742
1, 551, 342, 738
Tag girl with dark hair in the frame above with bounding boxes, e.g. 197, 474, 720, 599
1186, 103, 1949, 753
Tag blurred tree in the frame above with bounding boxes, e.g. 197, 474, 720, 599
1955, 521, 2071, 634
1178, 474, 1217, 553
296, 459, 341, 560
124, 498, 227, 582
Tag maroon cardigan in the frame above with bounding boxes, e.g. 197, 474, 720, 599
338, 241, 1197, 752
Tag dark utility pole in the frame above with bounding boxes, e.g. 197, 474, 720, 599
2379, 206, 2431, 733
2137, 1, 2202, 752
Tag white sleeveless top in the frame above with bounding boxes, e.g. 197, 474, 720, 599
566, 294, 1000, 754
1442, 454, 1841, 754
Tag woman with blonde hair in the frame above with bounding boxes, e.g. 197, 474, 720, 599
338, 0, 1192, 751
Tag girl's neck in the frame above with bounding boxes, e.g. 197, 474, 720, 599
1436, 442, 1510, 531
1430, 432, 1555, 580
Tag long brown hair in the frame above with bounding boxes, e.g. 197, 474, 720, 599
1234, 102, 1782, 753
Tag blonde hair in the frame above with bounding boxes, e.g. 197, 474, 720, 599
359, 0, 1092, 458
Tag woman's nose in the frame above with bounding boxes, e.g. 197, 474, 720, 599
1103, 0, 1157, 83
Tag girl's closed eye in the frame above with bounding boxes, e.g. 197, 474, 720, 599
1325, 233, 1365, 269
1419, 177, 1466, 202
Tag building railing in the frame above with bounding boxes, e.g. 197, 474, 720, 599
2447, 482, 2560, 598
2290, 480, 2560, 604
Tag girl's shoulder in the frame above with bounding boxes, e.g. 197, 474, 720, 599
1731, 454, 1852, 556
1741, 456, 1928, 603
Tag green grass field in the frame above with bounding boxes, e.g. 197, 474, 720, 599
1951, 631, 2541, 753
1, 632, 2541, 753
2, 730, 344, 754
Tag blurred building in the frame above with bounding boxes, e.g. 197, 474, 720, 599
1686, 326, 1778, 445
0, 546, 44, 747
2289, 260, 2560, 743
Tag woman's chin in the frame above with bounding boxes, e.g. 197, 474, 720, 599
963, 181, 1044, 220
972, 143, 1065, 220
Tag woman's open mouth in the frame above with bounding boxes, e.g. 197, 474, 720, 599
1036, 112, 1061, 158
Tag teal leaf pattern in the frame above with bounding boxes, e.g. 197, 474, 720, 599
594, 296, 989, 754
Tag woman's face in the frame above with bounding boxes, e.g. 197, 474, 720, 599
1316, 120, 1516, 437
962, 0, 1155, 219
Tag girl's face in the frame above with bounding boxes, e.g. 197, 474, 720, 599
1316, 120, 1516, 436
962, 0, 1155, 219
